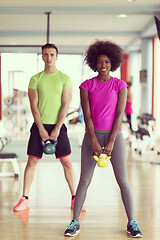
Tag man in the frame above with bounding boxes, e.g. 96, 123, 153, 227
13, 43, 83, 212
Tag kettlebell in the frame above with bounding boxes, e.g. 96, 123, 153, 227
93, 154, 111, 168
41, 140, 57, 154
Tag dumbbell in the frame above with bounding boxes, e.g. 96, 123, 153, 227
0, 137, 8, 147
0, 138, 4, 152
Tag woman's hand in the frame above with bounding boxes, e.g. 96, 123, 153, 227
92, 138, 103, 156
103, 139, 115, 156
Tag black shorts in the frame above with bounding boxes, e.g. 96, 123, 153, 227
27, 123, 71, 159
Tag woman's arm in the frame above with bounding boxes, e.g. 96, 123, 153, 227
80, 88, 102, 155
28, 88, 49, 141
103, 87, 127, 156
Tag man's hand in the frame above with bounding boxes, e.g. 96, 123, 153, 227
50, 127, 60, 141
39, 127, 50, 142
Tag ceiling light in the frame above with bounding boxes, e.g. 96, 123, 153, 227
118, 14, 127, 18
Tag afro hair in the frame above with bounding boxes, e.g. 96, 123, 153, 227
84, 40, 124, 72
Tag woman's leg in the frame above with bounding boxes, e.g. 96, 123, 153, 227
73, 132, 98, 221
109, 131, 134, 221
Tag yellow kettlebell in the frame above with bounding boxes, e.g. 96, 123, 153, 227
93, 154, 111, 168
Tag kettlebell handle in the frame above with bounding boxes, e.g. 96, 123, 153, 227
93, 152, 111, 158
41, 139, 57, 145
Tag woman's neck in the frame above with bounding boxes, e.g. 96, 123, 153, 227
97, 74, 111, 82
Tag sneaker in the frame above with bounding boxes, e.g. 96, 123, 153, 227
14, 209, 30, 223
71, 198, 86, 212
64, 219, 80, 237
13, 196, 30, 212
127, 219, 142, 238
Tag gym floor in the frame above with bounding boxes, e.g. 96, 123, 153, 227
0, 129, 160, 239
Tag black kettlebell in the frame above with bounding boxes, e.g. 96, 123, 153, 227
41, 140, 57, 154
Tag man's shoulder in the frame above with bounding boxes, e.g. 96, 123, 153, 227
31, 70, 44, 79
29, 71, 45, 89
57, 70, 71, 80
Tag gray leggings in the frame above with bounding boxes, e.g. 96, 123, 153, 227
73, 130, 134, 221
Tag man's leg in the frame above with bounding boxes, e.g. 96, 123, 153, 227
23, 156, 39, 196
13, 156, 39, 212
60, 155, 76, 196
13, 122, 43, 212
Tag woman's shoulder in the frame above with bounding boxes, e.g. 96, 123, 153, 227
112, 77, 128, 85
112, 77, 122, 82
110, 77, 128, 92
80, 77, 96, 85
84, 76, 97, 83
79, 76, 97, 91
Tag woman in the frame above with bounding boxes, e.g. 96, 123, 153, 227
64, 40, 142, 238
125, 81, 133, 131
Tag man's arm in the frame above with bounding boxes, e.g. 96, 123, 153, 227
28, 88, 49, 141
50, 88, 72, 141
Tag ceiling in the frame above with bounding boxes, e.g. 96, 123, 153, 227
0, 0, 160, 54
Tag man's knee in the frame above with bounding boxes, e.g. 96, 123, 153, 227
27, 156, 39, 167
60, 156, 72, 169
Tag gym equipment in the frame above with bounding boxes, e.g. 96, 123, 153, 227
0, 130, 19, 177
41, 140, 57, 154
0, 138, 4, 152
4, 120, 15, 131
0, 153, 20, 178
131, 113, 157, 155
0, 137, 10, 152
3, 107, 14, 119
132, 127, 150, 155
93, 154, 111, 167
4, 96, 13, 107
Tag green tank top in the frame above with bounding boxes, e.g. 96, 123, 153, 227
28, 70, 72, 124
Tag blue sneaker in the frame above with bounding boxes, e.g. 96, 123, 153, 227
127, 219, 142, 238
64, 219, 80, 237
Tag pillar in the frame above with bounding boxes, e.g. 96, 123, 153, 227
141, 38, 153, 114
